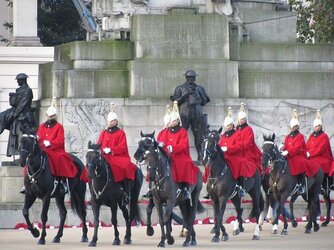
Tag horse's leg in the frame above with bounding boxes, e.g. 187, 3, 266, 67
111, 204, 121, 245
146, 198, 155, 236
211, 199, 221, 242
248, 188, 261, 240
231, 196, 244, 234
289, 193, 299, 228
22, 193, 40, 239
155, 202, 167, 247
220, 198, 229, 242
322, 176, 331, 227
52, 196, 67, 243
120, 203, 132, 244
164, 200, 175, 245
179, 201, 192, 247
38, 197, 51, 245
89, 201, 101, 247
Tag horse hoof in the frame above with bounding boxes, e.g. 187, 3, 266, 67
113, 239, 121, 245
272, 229, 278, 234
179, 228, 188, 238
182, 240, 190, 247
259, 225, 263, 231
167, 236, 175, 245
314, 223, 320, 232
252, 235, 260, 240
211, 236, 220, 243
292, 220, 298, 228
210, 226, 216, 234
81, 236, 89, 243
232, 229, 240, 236
239, 226, 245, 233
304, 228, 311, 234
31, 228, 40, 238
123, 238, 132, 245
89, 241, 97, 247
157, 242, 165, 247
190, 240, 197, 246
281, 229, 288, 235
52, 237, 61, 243
147, 226, 154, 236
38, 239, 46, 245
222, 235, 229, 241
321, 221, 329, 227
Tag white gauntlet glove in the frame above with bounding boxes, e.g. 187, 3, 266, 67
43, 140, 51, 147
278, 144, 284, 151
221, 146, 227, 152
281, 150, 288, 156
306, 152, 310, 158
167, 145, 173, 153
158, 141, 164, 148
103, 147, 111, 154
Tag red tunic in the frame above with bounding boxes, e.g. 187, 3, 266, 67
98, 127, 137, 183
236, 124, 262, 172
157, 125, 199, 185
283, 131, 320, 177
37, 122, 78, 178
306, 131, 333, 174
218, 129, 257, 180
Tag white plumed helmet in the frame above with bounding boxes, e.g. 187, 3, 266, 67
46, 97, 57, 117
313, 110, 322, 128
170, 101, 182, 125
223, 107, 234, 128
163, 105, 171, 127
107, 103, 118, 122
289, 109, 299, 129
237, 102, 247, 121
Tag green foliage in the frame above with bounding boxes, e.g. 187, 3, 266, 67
38, 0, 86, 46
289, 0, 334, 43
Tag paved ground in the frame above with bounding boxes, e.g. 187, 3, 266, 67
0, 222, 332, 250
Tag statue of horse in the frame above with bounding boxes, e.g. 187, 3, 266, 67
134, 131, 204, 247
19, 134, 88, 245
85, 142, 143, 247
262, 133, 324, 234
200, 128, 264, 241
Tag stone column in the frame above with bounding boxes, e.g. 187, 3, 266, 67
11, 0, 41, 46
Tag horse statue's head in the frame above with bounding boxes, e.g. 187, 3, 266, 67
86, 141, 105, 179
200, 127, 223, 165
261, 133, 279, 170
134, 131, 157, 163
19, 133, 39, 167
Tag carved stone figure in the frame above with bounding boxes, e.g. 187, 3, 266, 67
170, 70, 210, 162
0, 73, 37, 158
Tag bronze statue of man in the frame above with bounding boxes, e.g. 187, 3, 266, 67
0, 73, 37, 158
170, 70, 210, 163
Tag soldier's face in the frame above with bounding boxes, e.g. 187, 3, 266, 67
186, 76, 195, 84
314, 125, 321, 132
108, 119, 117, 128
17, 79, 25, 86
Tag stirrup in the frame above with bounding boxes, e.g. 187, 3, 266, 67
176, 188, 181, 198
267, 188, 272, 195
121, 192, 129, 206
59, 183, 68, 195
298, 185, 306, 195
320, 187, 326, 195
330, 184, 334, 191
184, 190, 191, 200
20, 186, 26, 195
238, 188, 246, 197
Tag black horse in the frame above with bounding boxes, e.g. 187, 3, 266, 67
134, 131, 205, 247
86, 142, 143, 247
262, 133, 324, 234
200, 128, 264, 242
320, 174, 333, 227
19, 134, 88, 245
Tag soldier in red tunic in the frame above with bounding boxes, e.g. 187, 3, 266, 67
157, 101, 199, 200
306, 110, 334, 193
280, 109, 320, 194
218, 107, 257, 197
236, 103, 262, 173
98, 105, 137, 205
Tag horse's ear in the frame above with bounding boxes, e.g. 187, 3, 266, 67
272, 133, 276, 141
88, 141, 92, 148
140, 130, 144, 137
218, 127, 223, 134
152, 130, 155, 137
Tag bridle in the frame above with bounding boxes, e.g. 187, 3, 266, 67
86, 148, 110, 199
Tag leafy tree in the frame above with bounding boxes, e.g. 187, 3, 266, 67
289, 0, 334, 43
38, 0, 86, 46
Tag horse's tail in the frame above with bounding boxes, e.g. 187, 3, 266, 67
130, 168, 144, 224
248, 192, 265, 219
69, 154, 87, 220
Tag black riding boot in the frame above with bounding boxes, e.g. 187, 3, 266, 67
143, 181, 153, 199
237, 177, 246, 197
121, 179, 130, 206
183, 183, 190, 200
298, 174, 306, 195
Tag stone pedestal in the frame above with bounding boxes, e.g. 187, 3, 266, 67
0, 165, 24, 203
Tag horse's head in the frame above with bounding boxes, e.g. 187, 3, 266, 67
200, 127, 222, 165
134, 131, 157, 163
86, 141, 104, 179
19, 134, 39, 167
262, 133, 278, 169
